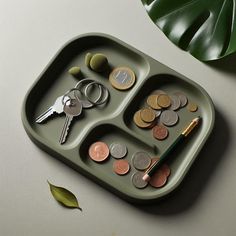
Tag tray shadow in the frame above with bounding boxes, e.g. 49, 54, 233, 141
130, 107, 230, 215
207, 53, 236, 75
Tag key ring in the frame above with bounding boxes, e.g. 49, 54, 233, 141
61, 94, 72, 105
84, 81, 109, 105
62, 88, 81, 105
74, 78, 103, 108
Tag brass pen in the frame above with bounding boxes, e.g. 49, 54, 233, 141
143, 116, 201, 182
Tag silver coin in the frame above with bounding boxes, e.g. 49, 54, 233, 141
155, 109, 162, 117
174, 92, 188, 107
110, 143, 127, 159
131, 172, 148, 189
153, 90, 166, 95
169, 95, 181, 111
132, 151, 151, 170
160, 110, 179, 126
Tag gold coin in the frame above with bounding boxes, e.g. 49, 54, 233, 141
109, 66, 136, 90
140, 108, 156, 123
157, 94, 171, 108
133, 110, 153, 128
187, 102, 198, 112
147, 95, 161, 110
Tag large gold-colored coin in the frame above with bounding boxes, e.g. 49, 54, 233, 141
133, 110, 153, 128
140, 108, 156, 123
147, 95, 161, 110
157, 94, 171, 108
109, 66, 136, 90
187, 102, 198, 112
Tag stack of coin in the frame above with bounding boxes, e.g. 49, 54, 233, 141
131, 155, 171, 189
133, 90, 199, 141
146, 157, 171, 188
88, 141, 130, 176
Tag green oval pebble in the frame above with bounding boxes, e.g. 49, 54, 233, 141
90, 53, 108, 72
85, 52, 93, 67
68, 66, 81, 77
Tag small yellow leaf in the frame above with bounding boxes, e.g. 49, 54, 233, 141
47, 181, 82, 211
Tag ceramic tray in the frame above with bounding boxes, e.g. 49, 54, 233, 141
21, 33, 215, 203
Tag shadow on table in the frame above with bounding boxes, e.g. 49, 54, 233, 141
132, 108, 230, 215
207, 53, 236, 75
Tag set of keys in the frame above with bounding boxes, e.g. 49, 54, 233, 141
35, 79, 109, 144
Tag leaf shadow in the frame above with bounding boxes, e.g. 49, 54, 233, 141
207, 53, 236, 75
130, 107, 231, 215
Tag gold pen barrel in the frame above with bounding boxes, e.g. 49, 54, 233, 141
182, 117, 201, 137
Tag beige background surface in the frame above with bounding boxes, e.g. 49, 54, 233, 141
1, 0, 236, 235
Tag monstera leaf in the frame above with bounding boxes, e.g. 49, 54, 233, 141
141, 0, 236, 61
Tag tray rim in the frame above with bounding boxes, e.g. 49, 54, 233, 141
21, 32, 215, 203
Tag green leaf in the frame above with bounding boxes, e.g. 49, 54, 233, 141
141, 0, 236, 61
47, 181, 82, 211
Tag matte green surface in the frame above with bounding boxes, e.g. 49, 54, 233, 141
21, 33, 215, 203
90, 53, 108, 72
141, 0, 236, 61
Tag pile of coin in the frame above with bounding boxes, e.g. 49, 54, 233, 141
131, 153, 171, 189
88, 141, 130, 175
133, 90, 198, 141
88, 141, 171, 189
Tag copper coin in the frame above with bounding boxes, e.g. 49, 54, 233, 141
175, 92, 188, 107
157, 94, 171, 108
113, 159, 130, 175
133, 110, 152, 128
187, 102, 198, 112
88, 141, 109, 162
153, 125, 169, 140
140, 108, 156, 123
147, 95, 161, 110
161, 164, 171, 177
149, 169, 167, 188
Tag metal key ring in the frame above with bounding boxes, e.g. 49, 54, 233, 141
84, 81, 109, 105
62, 88, 81, 105
74, 78, 103, 108
61, 94, 72, 105
74, 78, 96, 90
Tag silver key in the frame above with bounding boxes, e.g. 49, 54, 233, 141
59, 98, 82, 144
35, 95, 69, 123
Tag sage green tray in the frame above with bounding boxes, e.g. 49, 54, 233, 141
21, 33, 215, 203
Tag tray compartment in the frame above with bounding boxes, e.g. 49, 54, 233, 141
123, 73, 214, 186
24, 34, 150, 147
78, 123, 174, 200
